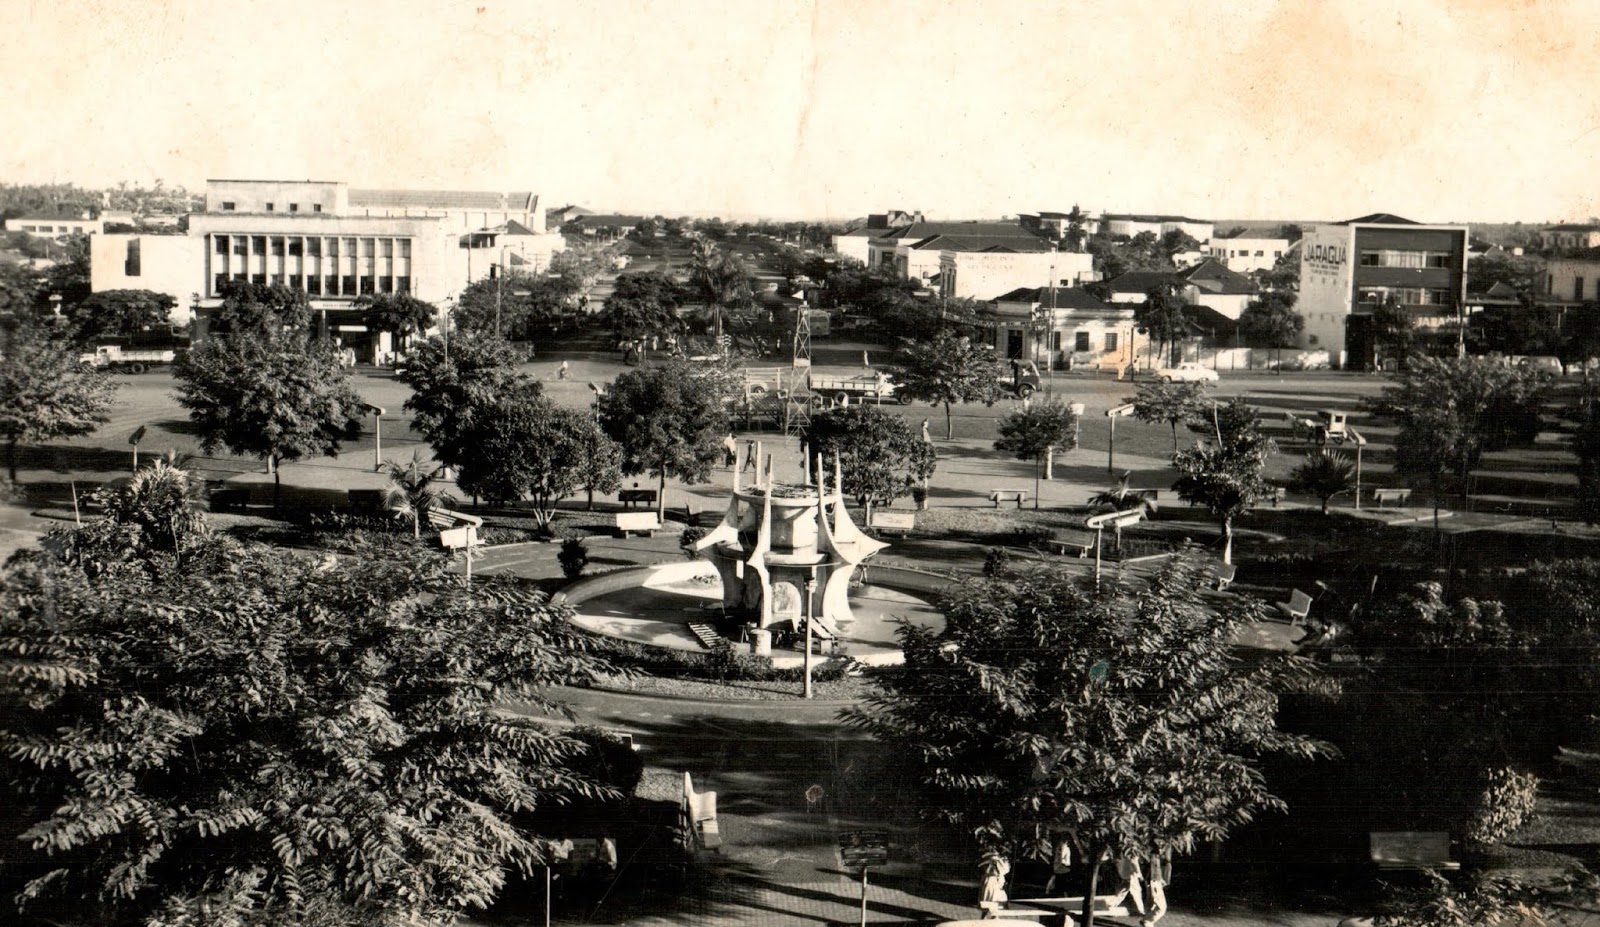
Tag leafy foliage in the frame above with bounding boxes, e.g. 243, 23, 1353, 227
355, 293, 435, 350
1135, 284, 1195, 367
1171, 400, 1275, 563
1129, 380, 1210, 454
1287, 449, 1354, 514
0, 538, 617, 927
845, 554, 1334, 916
994, 401, 1079, 505
885, 332, 1005, 439
1465, 767, 1539, 848
398, 332, 532, 473
66, 289, 177, 343
1236, 291, 1303, 354
604, 271, 686, 347
800, 405, 937, 508
454, 273, 576, 341
455, 393, 618, 529
210, 280, 312, 335
382, 450, 457, 539
0, 319, 117, 480
598, 360, 733, 517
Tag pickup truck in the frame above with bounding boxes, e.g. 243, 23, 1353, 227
807, 370, 911, 404
79, 345, 180, 374
1001, 359, 1043, 398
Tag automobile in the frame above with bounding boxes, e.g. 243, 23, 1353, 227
1154, 362, 1219, 382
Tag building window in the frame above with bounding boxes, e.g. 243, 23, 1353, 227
265, 202, 275, 212
361, 238, 375, 258
289, 203, 299, 213
252, 273, 266, 286
221, 202, 236, 211
380, 277, 394, 294
1050, 331, 1062, 351
307, 276, 321, 296
1431, 289, 1451, 305
1074, 331, 1091, 352
214, 235, 228, 254
326, 238, 339, 258
380, 239, 394, 258
1105, 332, 1119, 352
359, 275, 375, 295
214, 273, 226, 293
312, 204, 322, 213
270, 237, 285, 257
397, 276, 411, 293
399, 240, 411, 258
288, 238, 303, 257
325, 275, 339, 295
1577, 277, 1586, 301
1360, 252, 1379, 266
251, 235, 266, 254
342, 274, 357, 295
124, 239, 141, 276
307, 238, 321, 257
1548, 274, 1555, 294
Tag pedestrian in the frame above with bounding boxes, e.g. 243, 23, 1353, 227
977, 851, 1010, 918
1043, 834, 1075, 895
1141, 851, 1170, 927
742, 439, 758, 473
722, 433, 737, 468
921, 418, 931, 443
1103, 851, 1146, 918
558, 360, 569, 380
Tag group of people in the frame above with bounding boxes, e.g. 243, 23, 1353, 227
979, 842, 1171, 927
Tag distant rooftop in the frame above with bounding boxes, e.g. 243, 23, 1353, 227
873, 220, 1041, 242
1541, 223, 1600, 232
992, 287, 1116, 310
1344, 212, 1420, 225
1102, 213, 1209, 224
350, 189, 540, 211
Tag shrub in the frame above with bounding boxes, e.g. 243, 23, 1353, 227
476, 525, 536, 546
566, 726, 645, 798
558, 536, 589, 579
983, 546, 1012, 577
679, 525, 707, 560
1466, 766, 1539, 847
910, 484, 929, 509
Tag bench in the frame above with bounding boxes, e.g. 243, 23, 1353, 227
1370, 831, 1459, 871
1004, 896, 1132, 922
1047, 530, 1095, 558
990, 489, 1028, 509
868, 511, 916, 537
618, 488, 658, 508
1373, 488, 1412, 508
1265, 485, 1287, 507
1276, 588, 1312, 625
683, 772, 722, 851
616, 511, 662, 537
1208, 561, 1237, 591
685, 621, 728, 651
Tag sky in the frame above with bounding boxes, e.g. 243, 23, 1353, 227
4, 0, 1600, 224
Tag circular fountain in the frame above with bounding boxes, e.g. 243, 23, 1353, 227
559, 442, 946, 667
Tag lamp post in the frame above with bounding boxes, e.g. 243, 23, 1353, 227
801, 573, 817, 700
361, 404, 386, 471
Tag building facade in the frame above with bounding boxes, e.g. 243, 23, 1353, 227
865, 221, 1051, 288
983, 286, 1145, 372
1297, 214, 1468, 368
937, 248, 1093, 302
1545, 252, 1600, 302
1533, 224, 1600, 251
5, 215, 103, 237
1206, 234, 1291, 274
90, 179, 565, 358
1101, 214, 1214, 242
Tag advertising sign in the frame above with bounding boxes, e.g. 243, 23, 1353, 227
837, 830, 890, 868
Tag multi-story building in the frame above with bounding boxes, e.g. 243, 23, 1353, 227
1533, 224, 1600, 251
936, 246, 1093, 302
91, 178, 564, 358
865, 221, 1050, 287
1297, 213, 1468, 368
1100, 213, 1214, 243
831, 210, 925, 265
1018, 210, 1101, 242
4, 214, 103, 237
1545, 250, 1600, 302
1206, 232, 1291, 274
983, 285, 1145, 372
1101, 260, 1258, 320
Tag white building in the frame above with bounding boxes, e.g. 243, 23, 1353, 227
1206, 234, 1291, 274
983, 286, 1145, 372
90, 179, 565, 358
5, 214, 103, 237
1101, 213, 1214, 242
937, 247, 1093, 302
865, 221, 1052, 288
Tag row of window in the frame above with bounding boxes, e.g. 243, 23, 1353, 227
212, 235, 411, 258
211, 272, 411, 297
1357, 287, 1454, 306
15, 224, 87, 233
217, 201, 323, 213
1214, 249, 1282, 258
1358, 250, 1453, 269
1009, 330, 1119, 352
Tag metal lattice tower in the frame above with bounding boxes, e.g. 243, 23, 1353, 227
783, 303, 813, 434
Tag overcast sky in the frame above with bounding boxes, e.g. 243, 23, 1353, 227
4, 0, 1599, 224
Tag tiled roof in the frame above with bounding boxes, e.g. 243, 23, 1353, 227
873, 221, 1041, 241
1102, 213, 1208, 223
916, 234, 1053, 253
570, 214, 645, 226
1345, 212, 1419, 225
993, 287, 1116, 311
1181, 259, 1258, 295
1542, 224, 1600, 232
503, 219, 540, 235
1104, 271, 1189, 293
349, 189, 540, 210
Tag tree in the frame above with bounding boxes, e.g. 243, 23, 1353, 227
1288, 449, 1355, 514
844, 554, 1334, 927
356, 292, 436, 353
1062, 205, 1089, 253
1370, 296, 1416, 370
399, 332, 531, 473
573, 419, 623, 511
604, 271, 685, 352
0, 537, 617, 927
800, 405, 937, 509
66, 288, 178, 343
382, 449, 457, 539
1466, 251, 1545, 296
52, 453, 211, 577
1577, 392, 1600, 525
455, 393, 607, 530
598, 360, 733, 520
1087, 472, 1158, 552
994, 401, 1078, 509
688, 236, 754, 345
0, 320, 117, 481
40, 232, 91, 310
454, 272, 576, 340
1237, 291, 1303, 368
0, 261, 43, 317
211, 279, 312, 335
885, 332, 1005, 439
1369, 356, 1550, 505
1171, 399, 1275, 563
1129, 380, 1210, 454
1135, 283, 1193, 366
548, 239, 620, 303
173, 328, 364, 510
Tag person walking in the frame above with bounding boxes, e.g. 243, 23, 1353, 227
742, 439, 758, 473
721, 433, 737, 469
1141, 851, 1171, 927
558, 360, 569, 380
1103, 851, 1146, 918
1043, 835, 1075, 895
978, 851, 1010, 918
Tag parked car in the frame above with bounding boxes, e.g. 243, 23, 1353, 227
1154, 362, 1219, 382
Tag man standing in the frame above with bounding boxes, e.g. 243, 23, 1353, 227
1142, 851, 1171, 927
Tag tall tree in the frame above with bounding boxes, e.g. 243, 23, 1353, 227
210, 279, 312, 335
173, 327, 364, 510
800, 405, 938, 509
0, 320, 117, 481
399, 332, 531, 474
604, 271, 685, 353
573, 418, 624, 511
0, 538, 616, 927
885, 332, 1005, 439
598, 360, 734, 520
455, 392, 612, 531
1237, 291, 1304, 368
66, 288, 177, 343
1171, 399, 1275, 563
548, 240, 621, 305
1288, 449, 1355, 514
40, 232, 91, 310
356, 292, 436, 353
993, 400, 1079, 509
688, 236, 754, 345
845, 555, 1334, 927
1136, 283, 1193, 366
1370, 295, 1416, 371
0, 261, 43, 317
382, 449, 458, 539
1130, 380, 1211, 454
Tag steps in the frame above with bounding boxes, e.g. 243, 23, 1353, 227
686, 622, 728, 651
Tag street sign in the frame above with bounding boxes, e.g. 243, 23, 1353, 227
1106, 403, 1136, 418
837, 830, 890, 868
439, 526, 478, 550
129, 425, 147, 446
1085, 509, 1144, 530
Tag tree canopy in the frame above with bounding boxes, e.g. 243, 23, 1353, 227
455, 391, 621, 529
598, 360, 734, 518
66, 289, 178, 343
398, 332, 532, 474
0, 320, 117, 480
1129, 380, 1211, 454
604, 271, 686, 349
845, 555, 1333, 927
1172, 399, 1275, 563
211, 280, 312, 335
0, 535, 617, 927
355, 292, 436, 350
885, 332, 1005, 439
994, 400, 1079, 508
800, 405, 937, 508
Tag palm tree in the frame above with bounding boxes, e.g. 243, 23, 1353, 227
689, 236, 753, 346
382, 450, 457, 539
1086, 471, 1158, 552
1288, 449, 1355, 514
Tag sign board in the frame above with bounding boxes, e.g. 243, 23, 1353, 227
1370, 831, 1456, 870
1085, 509, 1144, 530
129, 425, 147, 445
439, 526, 478, 550
1106, 403, 1136, 418
837, 830, 890, 868
360, 403, 386, 416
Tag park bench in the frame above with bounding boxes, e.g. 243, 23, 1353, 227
1265, 485, 1287, 507
1008, 896, 1132, 921
618, 488, 658, 508
682, 772, 722, 851
1372, 488, 1412, 507
616, 511, 662, 538
1275, 588, 1313, 625
1369, 831, 1459, 871
1047, 530, 1095, 558
867, 510, 916, 537
685, 620, 728, 651
990, 489, 1028, 509
1208, 561, 1237, 591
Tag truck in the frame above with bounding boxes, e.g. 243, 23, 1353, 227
806, 370, 911, 405
79, 344, 181, 374
1001, 359, 1043, 398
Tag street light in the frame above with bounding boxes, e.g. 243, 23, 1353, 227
361, 404, 386, 471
